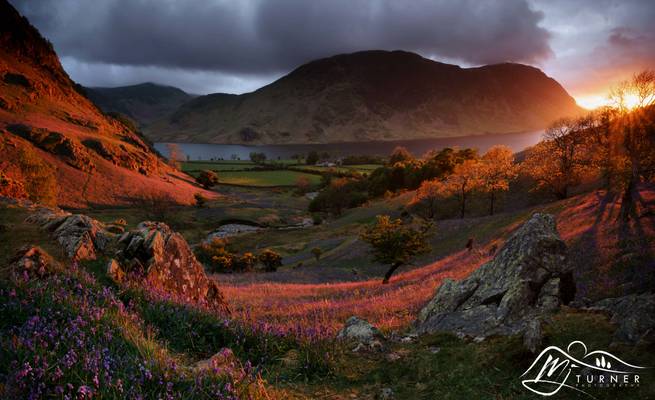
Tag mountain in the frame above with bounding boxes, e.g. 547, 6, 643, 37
0, 0, 210, 207
146, 50, 583, 144
85, 83, 194, 127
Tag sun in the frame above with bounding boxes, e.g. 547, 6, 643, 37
575, 92, 641, 111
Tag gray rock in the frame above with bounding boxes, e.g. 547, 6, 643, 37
116, 221, 229, 313
416, 213, 575, 338
379, 387, 394, 400
337, 316, 384, 344
523, 319, 543, 353
592, 293, 655, 344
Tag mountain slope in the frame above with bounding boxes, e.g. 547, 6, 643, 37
85, 82, 194, 127
147, 50, 583, 144
0, 0, 211, 207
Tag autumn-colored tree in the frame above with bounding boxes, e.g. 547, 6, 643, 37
444, 159, 482, 218
196, 170, 219, 189
608, 70, 655, 219
411, 178, 449, 219
479, 145, 518, 215
165, 143, 184, 170
522, 118, 590, 199
259, 249, 283, 272
360, 215, 431, 284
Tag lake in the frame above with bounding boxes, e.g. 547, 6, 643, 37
155, 130, 544, 161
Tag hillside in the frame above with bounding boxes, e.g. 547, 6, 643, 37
147, 50, 583, 144
0, 0, 211, 207
85, 82, 194, 127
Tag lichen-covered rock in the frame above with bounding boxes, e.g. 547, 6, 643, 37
337, 316, 384, 344
523, 319, 543, 353
591, 293, 655, 344
116, 221, 229, 313
10, 245, 59, 278
26, 209, 111, 261
416, 213, 575, 338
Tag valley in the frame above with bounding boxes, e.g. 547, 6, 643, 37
1, 1, 655, 399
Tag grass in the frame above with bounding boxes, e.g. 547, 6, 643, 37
215, 170, 321, 187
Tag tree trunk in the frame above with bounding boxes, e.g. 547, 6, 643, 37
460, 191, 466, 219
489, 191, 495, 216
382, 262, 402, 284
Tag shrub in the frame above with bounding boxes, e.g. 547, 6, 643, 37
259, 249, 282, 272
234, 252, 257, 272
311, 247, 323, 261
196, 170, 219, 189
194, 193, 207, 208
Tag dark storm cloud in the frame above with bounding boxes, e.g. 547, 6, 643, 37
11, 0, 552, 75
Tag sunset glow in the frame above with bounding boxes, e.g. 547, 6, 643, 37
576, 92, 641, 111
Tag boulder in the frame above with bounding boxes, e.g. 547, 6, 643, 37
192, 348, 237, 372
26, 210, 111, 261
10, 245, 59, 279
116, 221, 229, 313
337, 316, 384, 344
416, 213, 575, 338
591, 293, 655, 344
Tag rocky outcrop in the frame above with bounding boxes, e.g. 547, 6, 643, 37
591, 293, 655, 344
416, 213, 575, 338
116, 221, 228, 313
10, 245, 60, 279
7, 124, 95, 173
22, 205, 228, 313
27, 209, 111, 261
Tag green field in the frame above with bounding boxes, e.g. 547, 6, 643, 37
182, 161, 257, 172
294, 164, 382, 174
216, 170, 321, 187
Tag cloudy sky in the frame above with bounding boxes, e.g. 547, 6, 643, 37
10, 0, 655, 108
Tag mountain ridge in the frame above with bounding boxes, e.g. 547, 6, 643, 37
145, 50, 583, 144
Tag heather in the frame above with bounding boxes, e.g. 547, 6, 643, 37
0, 262, 271, 399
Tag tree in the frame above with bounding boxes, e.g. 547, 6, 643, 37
306, 151, 319, 165
389, 146, 413, 165
311, 247, 323, 261
444, 159, 482, 218
522, 118, 589, 199
249, 152, 267, 164
608, 70, 655, 220
360, 215, 431, 284
411, 179, 449, 219
165, 143, 184, 170
259, 249, 282, 272
479, 145, 518, 215
196, 170, 219, 189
